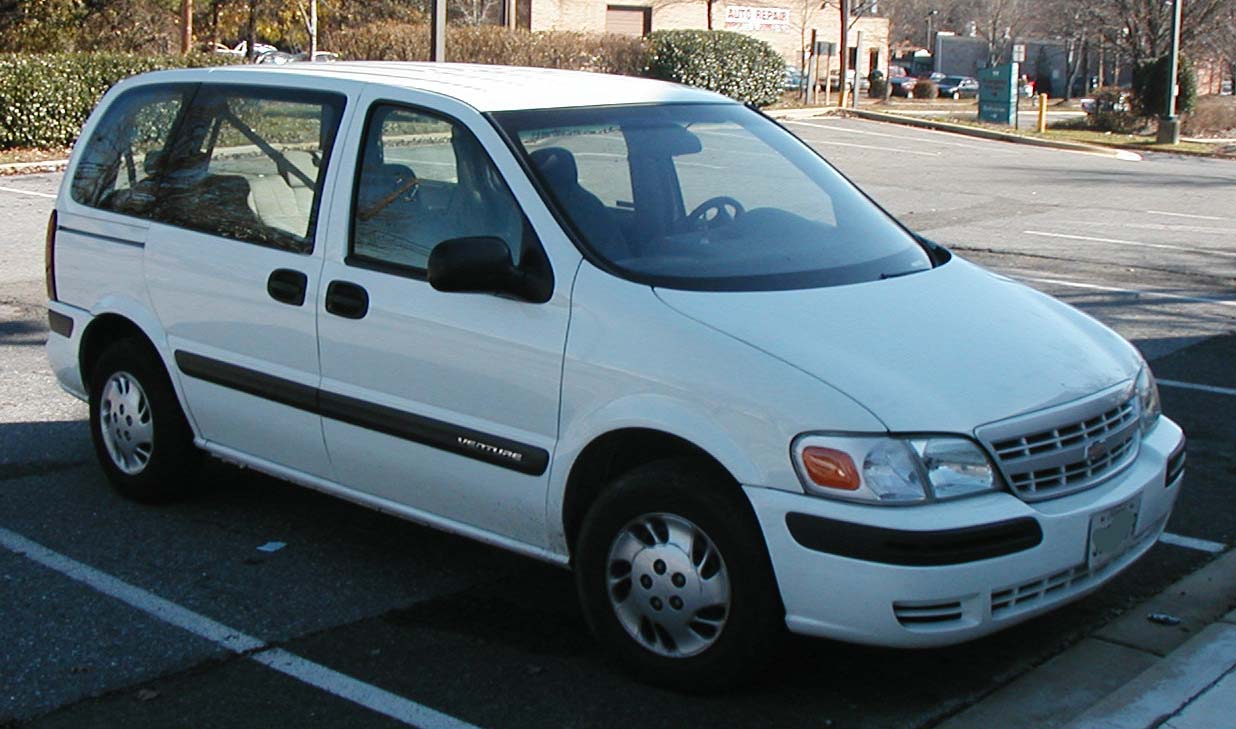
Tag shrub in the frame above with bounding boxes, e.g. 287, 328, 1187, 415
1085, 86, 1140, 133
643, 29, 783, 107
329, 22, 646, 76
1182, 95, 1236, 137
0, 52, 237, 149
912, 79, 938, 99
1132, 54, 1197, 118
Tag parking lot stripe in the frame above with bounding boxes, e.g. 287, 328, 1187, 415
1147, 210, 1230, 222
1158, 379, 1236, 398
1159, 532, 1227, 554
1023, 230, 1236, 259
252, 649, 480, 729
0, 185, 55, 199
0, 527, 481, 729
1018, 276, 1236, 310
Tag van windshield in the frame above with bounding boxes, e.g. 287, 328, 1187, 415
492, 103, 933, 291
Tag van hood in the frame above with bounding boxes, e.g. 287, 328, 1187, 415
654, 258, 1141, 434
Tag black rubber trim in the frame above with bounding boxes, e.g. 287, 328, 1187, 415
175, 351, 318, 412
47, 310, 74, 337
57, 225, 144, 249
319, 391, 548, 476
174, 350, 548, 476
1166, 436, 1187, 486
785, 512, 1043, 566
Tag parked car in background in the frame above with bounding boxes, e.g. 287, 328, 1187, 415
48, 62, 1184, 693
784, 65, 806, 91
937, 75, 979, 99
889, 75, 918, 97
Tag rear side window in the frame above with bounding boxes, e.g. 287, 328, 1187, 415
154, 85, 345, 253
71, 85, 190, 217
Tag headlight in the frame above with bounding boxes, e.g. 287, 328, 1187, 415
1136, 365, 1161, 434
792, 434, 998, 504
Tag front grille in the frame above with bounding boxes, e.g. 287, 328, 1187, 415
977, 383, 1141, 502
893, 599, 964, 626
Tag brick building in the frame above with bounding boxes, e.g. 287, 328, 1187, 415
526, 0, 890, 78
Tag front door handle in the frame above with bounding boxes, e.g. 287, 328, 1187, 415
267, 268, 308, 306
325, 280, 369, 319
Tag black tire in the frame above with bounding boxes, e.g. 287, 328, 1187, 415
575, 458, 783, 691
88, 338, 200, 502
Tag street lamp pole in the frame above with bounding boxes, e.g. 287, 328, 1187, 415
1156, 0, 1182, 144
926, 9, 937, 51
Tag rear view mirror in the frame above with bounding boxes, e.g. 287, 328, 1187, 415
628, 124, 702, 157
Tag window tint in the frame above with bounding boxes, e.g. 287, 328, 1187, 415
154, 86, 345, 253
351, 105, 525, 272
71, 85, 189, 217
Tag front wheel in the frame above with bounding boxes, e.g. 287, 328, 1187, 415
575, 459, 782, 691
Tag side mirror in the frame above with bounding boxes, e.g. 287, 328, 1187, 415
428, 236, 546, 301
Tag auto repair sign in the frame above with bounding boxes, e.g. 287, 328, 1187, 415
724, 5, 791, 32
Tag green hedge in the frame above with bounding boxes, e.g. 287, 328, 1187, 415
329, 23, 646, 76
1132, 54, 1198, 119
0, 53, 236, 149
643, 30, 783, 107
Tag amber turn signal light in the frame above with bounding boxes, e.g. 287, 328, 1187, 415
800, 447, 861, 490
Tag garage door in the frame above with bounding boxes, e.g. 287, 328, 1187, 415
605, 6, 650, 36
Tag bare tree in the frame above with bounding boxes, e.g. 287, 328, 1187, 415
449, 0, 501, 26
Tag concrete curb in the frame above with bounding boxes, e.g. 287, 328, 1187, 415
839, 108, 1143, 161
766, 106, 843, 121
1064, 623, 1236, 729
939, 547, 1236, 729
0, 159, 68, 175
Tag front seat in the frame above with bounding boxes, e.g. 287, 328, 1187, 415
528, 147, 628, 260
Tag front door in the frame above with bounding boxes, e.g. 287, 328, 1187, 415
315, 97, 572, 549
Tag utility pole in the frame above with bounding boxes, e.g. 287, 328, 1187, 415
181, 0, 193, 54
430, 0, 446, 61
505, 0, 517, 29
838, 0, 850, 108
1156, 0, 1182, 144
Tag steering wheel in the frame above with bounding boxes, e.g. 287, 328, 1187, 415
686, 196, 745, 231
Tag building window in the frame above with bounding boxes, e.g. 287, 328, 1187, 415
605, 5, 651, 36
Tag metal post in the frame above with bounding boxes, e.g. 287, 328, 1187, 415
807, 30, 818, 105
838, 0, 849, 109
852, 30, 862, 108
308, 0, 317, 59
430, 0, 447, 62
823, 53, 832, 106
1156, 0, 1183, 144
1037, 93, 1048, 133
505, 0, 517, 29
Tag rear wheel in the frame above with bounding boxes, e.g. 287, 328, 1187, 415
88, 338, 200, 501
575, 458, 782, 691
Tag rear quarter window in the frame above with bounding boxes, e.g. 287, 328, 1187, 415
70, 84, 192, 218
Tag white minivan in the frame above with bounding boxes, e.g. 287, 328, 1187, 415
46, 63, 1185, 689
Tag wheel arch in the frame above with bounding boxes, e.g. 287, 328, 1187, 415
560, 427, 751, 563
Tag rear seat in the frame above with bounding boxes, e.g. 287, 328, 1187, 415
247, 150, 318, 239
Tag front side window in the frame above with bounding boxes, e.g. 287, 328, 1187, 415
154, 85, 345, 253
494, 103, 934, 291
351, 105, 525, 273
71, 84, 190, 217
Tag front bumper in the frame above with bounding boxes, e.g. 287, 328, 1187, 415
746, 417, 1185, 648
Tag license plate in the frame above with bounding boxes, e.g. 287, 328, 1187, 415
1089, 496, 1141, 570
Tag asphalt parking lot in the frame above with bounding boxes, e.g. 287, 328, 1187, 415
2, 117, 1235, 728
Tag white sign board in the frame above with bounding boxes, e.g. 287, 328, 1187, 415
724, 5, 791, 33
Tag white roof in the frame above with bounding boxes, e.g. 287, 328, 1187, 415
190, 62, 730, 111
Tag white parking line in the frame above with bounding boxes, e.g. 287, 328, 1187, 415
0, 185, 55, 199
1023, 230, 1236, 259
785, 120, 993, 150
1159, 379, 1236, 398
0, 527, 480, 729
1017, 276, 1236, 310
798, 137, 941, 156
1159, 532, 1227, 554
1147, 210, 1231, 222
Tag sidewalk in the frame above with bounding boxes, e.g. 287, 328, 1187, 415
940, 548, 1236, 729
